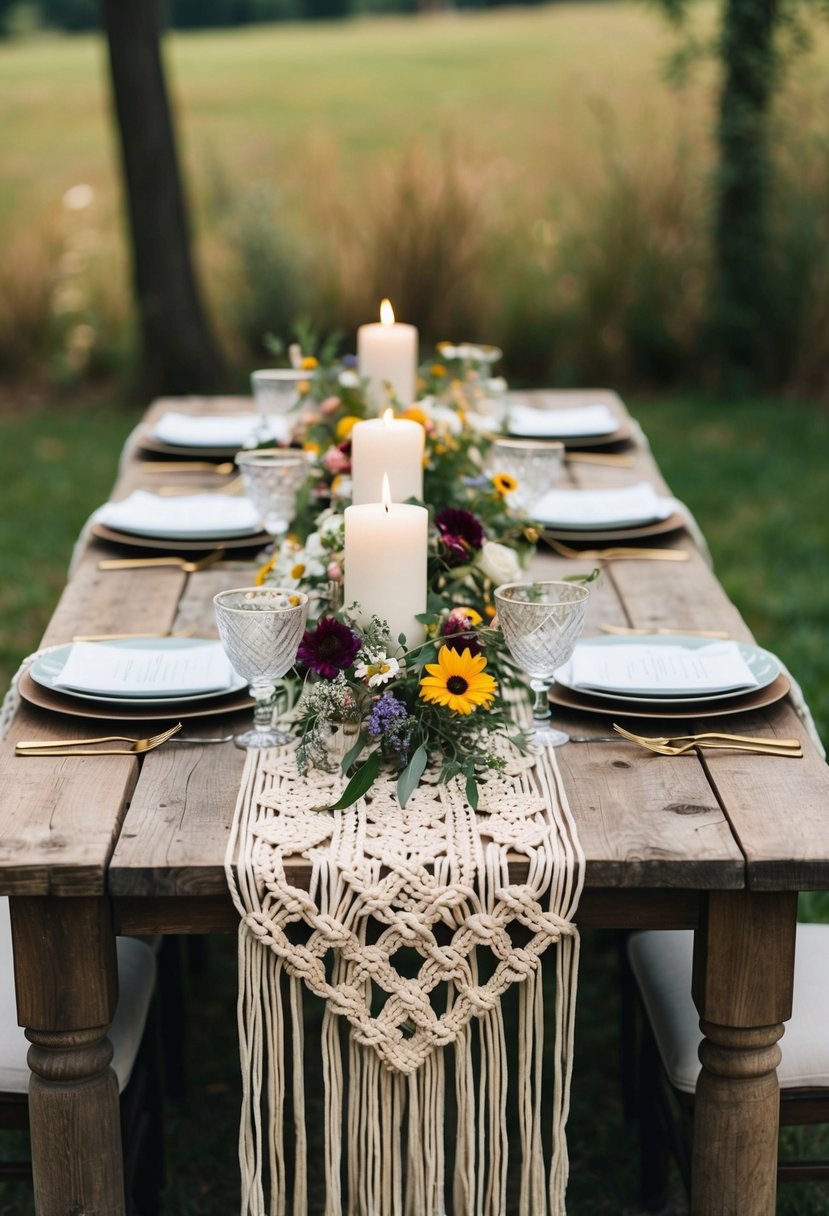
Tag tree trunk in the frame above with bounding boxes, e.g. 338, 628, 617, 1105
101, 0, 225, 399
711, 0, 779, 385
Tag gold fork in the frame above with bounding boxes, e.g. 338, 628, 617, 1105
98, 549, 225, 573
16, 723, 182, 757
143, 461, 236, 474
612, 724, 802, 757
612, 723, 801, 749
543, 534, 689, 562
157, 477, 243, 497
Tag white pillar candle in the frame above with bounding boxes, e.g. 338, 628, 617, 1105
344, 476, 428, 647
350, 409, 425, 506
357, 299, 418, 409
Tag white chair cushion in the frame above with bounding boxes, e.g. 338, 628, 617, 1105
0, 898, 156, 1094
628, 925, 829, 1094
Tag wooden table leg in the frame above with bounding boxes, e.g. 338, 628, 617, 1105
690, 889, 797, 1216
9, 894, 126, 1216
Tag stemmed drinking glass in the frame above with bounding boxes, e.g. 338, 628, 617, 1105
494, 580, 590, 747
235, 449, 312, 537
214, 587, 308, 749
485, 437, 565, 517
250, 368, 315, 443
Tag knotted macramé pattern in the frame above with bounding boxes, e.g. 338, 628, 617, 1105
226, 738, 584, 1216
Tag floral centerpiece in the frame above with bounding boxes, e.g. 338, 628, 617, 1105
252, 330, 589, 808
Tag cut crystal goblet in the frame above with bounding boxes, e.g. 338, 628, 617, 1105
214, 586, 308, 749
494, 580, 590, 747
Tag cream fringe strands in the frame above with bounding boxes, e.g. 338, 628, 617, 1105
225, 738, 584, 1215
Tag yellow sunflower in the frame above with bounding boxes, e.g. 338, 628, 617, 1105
492, 471, 518, 497
419, 646, 497, 715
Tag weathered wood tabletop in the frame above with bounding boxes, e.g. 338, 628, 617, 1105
1, 390, 828, 1215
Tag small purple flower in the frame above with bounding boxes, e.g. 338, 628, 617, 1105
342, 353, 358, 368
435, 507, 484, 567
367, 691, 413, 763
297, 617, 361, 679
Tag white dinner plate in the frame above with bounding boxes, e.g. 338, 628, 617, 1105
30, 638, 247, 707
533, 483, 675, 531
93, 491, 263, 541
505, 402, 620, 439
554, 635, 782, 707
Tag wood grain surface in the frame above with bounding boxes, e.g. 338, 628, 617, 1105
0, 390, 826, 902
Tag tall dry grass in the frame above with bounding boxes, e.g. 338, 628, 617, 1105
2, 10, 829, 396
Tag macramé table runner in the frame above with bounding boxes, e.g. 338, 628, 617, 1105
225, 740, 584, 1216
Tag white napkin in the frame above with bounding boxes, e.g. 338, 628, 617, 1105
506, 403, 617, 438
94, 490, 261, 539
152, 411, 291, 448
533, 481, 673, 528
566, 641, 760, 696
53, 641, 235, 697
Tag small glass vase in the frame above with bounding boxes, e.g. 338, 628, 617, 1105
312, 713, 363, 774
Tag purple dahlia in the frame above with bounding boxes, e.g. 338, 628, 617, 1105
297, 617, 361, 679
435, 508, 484, 567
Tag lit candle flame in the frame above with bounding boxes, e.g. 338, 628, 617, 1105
382, 472, 392, 512
382, 408, 394, 426
380, 298, 395, 326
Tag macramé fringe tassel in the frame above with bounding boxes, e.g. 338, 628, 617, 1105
227, 743, 583, 1216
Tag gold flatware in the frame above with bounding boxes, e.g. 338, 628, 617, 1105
543, 535, 689, 562
564, 452, 635, 468
600, 624, 731, 639
98, 549, 225, 573
16, 723, 182, 757
157, 477, 244, 497
71, 626, 198, 642
142, 461, 236, 474
612, 724, 802, 757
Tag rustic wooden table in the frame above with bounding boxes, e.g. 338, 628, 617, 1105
2, 392, 828, 1215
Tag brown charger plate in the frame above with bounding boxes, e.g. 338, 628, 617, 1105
90, 522, 272, 554
538, 510, 685, 544
513, 422, 632, 450
137, 433, 243, 459
548, 673, 791, 721
504, 417, 633, 450
19, 669, 254, 723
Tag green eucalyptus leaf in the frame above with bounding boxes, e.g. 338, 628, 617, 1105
328, 751, 381, 811
465, 766, 479, 811
397, 744, 428, 809
341, 729, 367, 775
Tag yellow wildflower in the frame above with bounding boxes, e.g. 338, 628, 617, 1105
336, 415, 361, 442
401, 406, 429, 427
255, 555, 276, 586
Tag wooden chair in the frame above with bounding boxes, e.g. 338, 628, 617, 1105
0, 898, 164, 1214
627, 925, 829, 1209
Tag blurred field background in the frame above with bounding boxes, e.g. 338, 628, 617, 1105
1, 5, 829, 392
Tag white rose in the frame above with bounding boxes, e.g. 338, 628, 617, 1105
318, 512, 345, 549
477, 540, 521, 586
